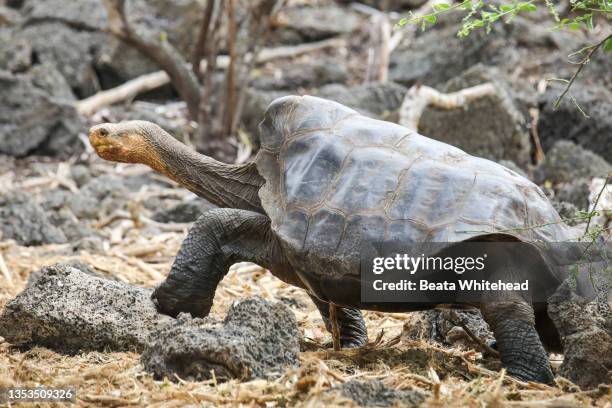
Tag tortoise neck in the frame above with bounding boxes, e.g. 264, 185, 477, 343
144, 130, 265, 213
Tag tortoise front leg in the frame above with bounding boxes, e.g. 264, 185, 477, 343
310, 295, 368, 349
152, 208, 279, 317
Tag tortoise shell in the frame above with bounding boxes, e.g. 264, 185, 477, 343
255, 96, 572, 300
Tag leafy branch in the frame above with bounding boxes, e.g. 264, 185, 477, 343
553, 32, 612, 110
396, 1, 612, 110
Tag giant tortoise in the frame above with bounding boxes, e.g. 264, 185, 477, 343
89, 95, 591, 384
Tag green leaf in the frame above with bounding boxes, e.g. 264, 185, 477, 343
433, 3, 450, 11
424, 14, 437, 24
604, 38, 612, 52
500, 5, 513, 12
568, 21, 581, 30
521, 3, 537, 12
584, 13, 593, 30
472, 19, 484, 27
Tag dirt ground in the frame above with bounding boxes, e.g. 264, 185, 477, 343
0, 157, 610, 407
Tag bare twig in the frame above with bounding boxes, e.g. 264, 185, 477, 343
329, 303, 341, 351
450, 311, 500, 358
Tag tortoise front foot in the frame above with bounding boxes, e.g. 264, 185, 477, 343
493, 318, 554, 384
152, 278, 213, 318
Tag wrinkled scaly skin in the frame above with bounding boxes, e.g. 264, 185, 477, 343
88, 96, 591, 384
150, 208, 369, 349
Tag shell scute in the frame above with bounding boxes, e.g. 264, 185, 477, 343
327, 147, 407, 214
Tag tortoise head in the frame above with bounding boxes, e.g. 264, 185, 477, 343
89, 120, 162, 165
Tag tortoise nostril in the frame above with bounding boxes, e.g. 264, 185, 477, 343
98, 127, 109, 137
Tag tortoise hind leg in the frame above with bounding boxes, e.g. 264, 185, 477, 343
482, 301, 554, 384
310, 296, 368, 349
152, 208, 281, 318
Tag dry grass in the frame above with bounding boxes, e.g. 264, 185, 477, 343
0, 159, 610, 407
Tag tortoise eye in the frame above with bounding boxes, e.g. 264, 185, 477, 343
98, 127, 109, 137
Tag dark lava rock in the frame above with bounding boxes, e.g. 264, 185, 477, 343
41, 175, 130, 220
142, 296, 300, 381
96, 0, 204, 87
26, 259, 112, 285
0, 28, 31, 72
403, 309, 495, 349
0, 64, 84, 157
17, 0, 107, 95
243, 89, 286, 141
273, 4, 361, 44
13, 0, 204, 94
535, 140, 611, 185
538, 83, 612, 161
333, 380, 427, 407
389, 15, 576, 88
419, 65, 532, 167
152, 199, 214, 224
47, 208, 96, 241
317, 81, 408, 119
17, 22, 104, 97
70, 164, 92, 187
0, 190, 67, 245
0, 264, 172, 353
21, 0, 106, 27
554, 178, 591, 211
337, 0, 427, 11
551, 201, 581, 225
548, 282, 612, 389
252, 57, 349, 91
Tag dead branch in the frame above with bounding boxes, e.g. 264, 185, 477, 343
399, 83, 496, 130
192, 0, 216, 80
365, 13, 391, 83
75, 71, 169, 116
76, 37, 344, 117
101, 0, 201, 119
224, 0, 238, 137
258, 36, 345, 60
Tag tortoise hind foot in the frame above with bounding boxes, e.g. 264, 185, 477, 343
493, 318, 555, 384
311, 296, 368, 349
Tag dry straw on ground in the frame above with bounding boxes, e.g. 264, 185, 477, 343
0, 160, 610, 407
